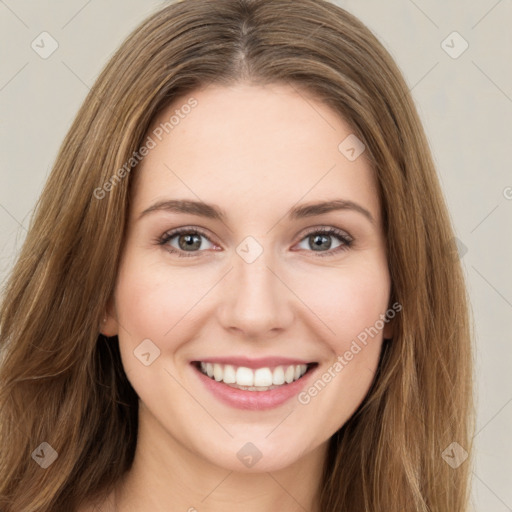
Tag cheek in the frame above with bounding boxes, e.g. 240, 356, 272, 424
294, 258, 391, 353
112, 253, 210, 404
114, 252, 209, 342
301, 260, 390, 423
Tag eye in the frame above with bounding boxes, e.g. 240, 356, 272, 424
294, 227, 353, 257
157, 227, 216, 258
156, 226, 353, 258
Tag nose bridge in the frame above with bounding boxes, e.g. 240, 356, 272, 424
237, 247, 276, 300
218, 236, 293, 335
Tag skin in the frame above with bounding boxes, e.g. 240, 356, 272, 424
94, 83, 393, 512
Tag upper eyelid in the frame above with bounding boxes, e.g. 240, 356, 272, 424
160, 225, 353, 246
301, 225, 352, 240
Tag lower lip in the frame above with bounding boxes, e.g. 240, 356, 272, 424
191, 363, 317, 410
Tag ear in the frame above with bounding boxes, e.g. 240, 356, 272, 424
383, 317, 394, 340
100, 295, 118, 337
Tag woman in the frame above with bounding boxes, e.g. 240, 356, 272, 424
0, 0, 475, 510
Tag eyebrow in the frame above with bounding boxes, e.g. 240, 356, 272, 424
138, 198, 375, 224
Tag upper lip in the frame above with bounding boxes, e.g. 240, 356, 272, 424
192, 356, 315, 369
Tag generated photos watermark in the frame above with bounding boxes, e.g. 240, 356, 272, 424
93, 97, 198, 200
298, 301, 402, 405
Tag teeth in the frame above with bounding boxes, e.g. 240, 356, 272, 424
198, 362, 309, 388
255, 368, 273, 387
236, 366, 254, 386
285, 365, 295, 383
223, 364, 236, 384
213, 363, 223, 381
272, 366, 285, 385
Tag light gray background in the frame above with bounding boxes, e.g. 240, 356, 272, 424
0, 1, 511, 510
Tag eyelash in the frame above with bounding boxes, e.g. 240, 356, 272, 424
156, 226, 353, 258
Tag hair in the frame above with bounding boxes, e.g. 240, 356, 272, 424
0, 0, 475, 510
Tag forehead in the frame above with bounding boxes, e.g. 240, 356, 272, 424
131, 83, 380, 225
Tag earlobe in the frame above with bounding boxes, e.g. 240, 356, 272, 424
100, 315, 118, 337
383, 316, 394, 340
100, 297, 118, 337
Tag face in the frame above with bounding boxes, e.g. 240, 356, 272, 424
104, 83, 393, 473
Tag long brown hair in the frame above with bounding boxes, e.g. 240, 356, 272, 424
0, 0, 475, 510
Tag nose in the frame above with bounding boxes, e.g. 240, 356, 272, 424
216, 244, 295, 339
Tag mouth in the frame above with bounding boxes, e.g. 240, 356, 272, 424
191, 360, 318, 392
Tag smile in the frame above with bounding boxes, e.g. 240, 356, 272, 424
191, 359, 318, 410
196, 361, 311, 390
